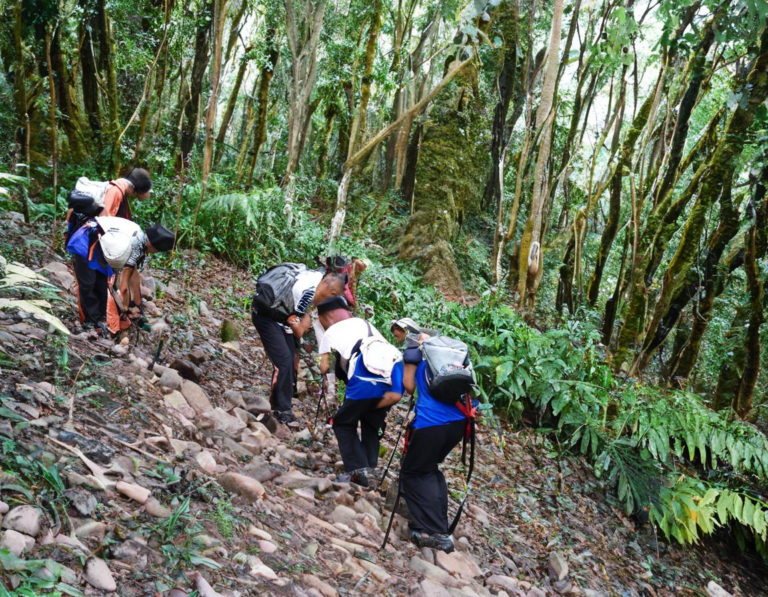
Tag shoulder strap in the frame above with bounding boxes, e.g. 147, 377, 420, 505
365, 321, 373, 337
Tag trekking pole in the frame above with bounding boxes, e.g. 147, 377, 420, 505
377, 396, 414, 489
313, 386, 327, 428
148, 339, 164, 370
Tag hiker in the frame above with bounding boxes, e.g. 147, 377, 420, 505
398, 334, 477, 553
317, 297, 404, 487
67, 168, 153, 335
66, 216, 174, 332
251, 264, 344, 425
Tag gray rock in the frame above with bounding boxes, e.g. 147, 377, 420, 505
64, 488, 98, 516
2, 505, 42, 537
548, 551, 569, 581
420, 579, 452, 597
158, 368, 183, 391
243, 391, 272, 414
181, 380, 213, 414
223, 390, 246, 409
188, 348, 208, 365
435, 551, 482, 579
203, 407, 246, 434
409, 556, 461, 588
486, 575, 518, 592
329, 505, 357, 527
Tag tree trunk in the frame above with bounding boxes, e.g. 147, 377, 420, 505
78, 8, 101, 132
98, 0, 120, 170
51, 25, 87, 160
245, 40, 279, 187
586, 93, 653, 306
347, 0, 382, 158
399, 122, 422, 210
179, 0, 213, 167
214, 47, 250, 166
625, 28, 768, 375
516, 0, 565, 309
192, 0, 229, 242
329, 56, 475, 250
316, 102, 337, 178
282, 0, 328, 223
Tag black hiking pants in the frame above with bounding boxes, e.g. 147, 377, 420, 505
252, 312, 296, 413
332, 397, 390, 472
74, 254, 108, 325
400, 419, 466, 535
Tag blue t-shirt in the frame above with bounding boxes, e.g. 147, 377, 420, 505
345, 359, 404, 401
412, 360, 472, 429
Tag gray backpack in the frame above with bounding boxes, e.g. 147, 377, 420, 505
252, 263, 306, 321
421, 336, 476, 404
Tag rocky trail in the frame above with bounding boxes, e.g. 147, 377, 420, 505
0, 211, 765, 597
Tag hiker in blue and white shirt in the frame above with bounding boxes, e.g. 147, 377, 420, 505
251, 267, 344, 425
317, 297, 404, 488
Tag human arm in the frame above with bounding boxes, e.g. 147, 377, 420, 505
287, 313, 311, 338
377, 360, 405, 409
377, 391, 402, 409
403, 363, 417, 395
119, 267, 142, 318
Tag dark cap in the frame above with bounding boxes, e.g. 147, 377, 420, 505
146, 224, 175, 252
317, 295, 349, 315
127, 168, 152, 194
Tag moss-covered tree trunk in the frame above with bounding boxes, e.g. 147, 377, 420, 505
215, 49, 251, 166
398, 67, 487, 294
179, 0, 212, 167
245, 40, 278, 187
78, 4, 101, 133
586, 93, 651, 306
625, 28, 768, 375
663, 188, 741, 383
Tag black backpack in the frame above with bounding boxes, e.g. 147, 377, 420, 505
252, 263, 306, 321
421, 335, 476, 404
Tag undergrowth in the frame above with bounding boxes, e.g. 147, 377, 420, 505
15, 175, 768, 560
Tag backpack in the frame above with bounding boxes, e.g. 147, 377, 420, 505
252, 263, 306, 321
358, 322, 402, 384
420, 335, 476, 404
319, 254, 358, 307
67, 178, 113, 217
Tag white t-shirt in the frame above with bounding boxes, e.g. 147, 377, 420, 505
292, 270, 323, 316
319, 318, 384, 359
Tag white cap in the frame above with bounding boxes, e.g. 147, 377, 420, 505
390, 317, 420, 334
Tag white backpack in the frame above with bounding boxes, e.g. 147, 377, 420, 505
358, 322, 402, 384
75, 177, 111, 206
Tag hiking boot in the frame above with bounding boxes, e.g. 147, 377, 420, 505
410, 531, 454, 553
272, 410, 297, 425
337, 468, 370, 488
95, 321, 110, 338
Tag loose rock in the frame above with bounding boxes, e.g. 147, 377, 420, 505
219, 471, 266, 501
181, 380, 214, 414
2, 505, 42, 537
85, 558, 117, 592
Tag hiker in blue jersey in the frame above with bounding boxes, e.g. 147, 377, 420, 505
317, 297, 404, 488
400, 332, 477, 553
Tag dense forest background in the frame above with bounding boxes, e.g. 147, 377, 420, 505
2, 0, 768, 564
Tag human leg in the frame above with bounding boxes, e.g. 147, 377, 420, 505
252, 313, 296, 414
